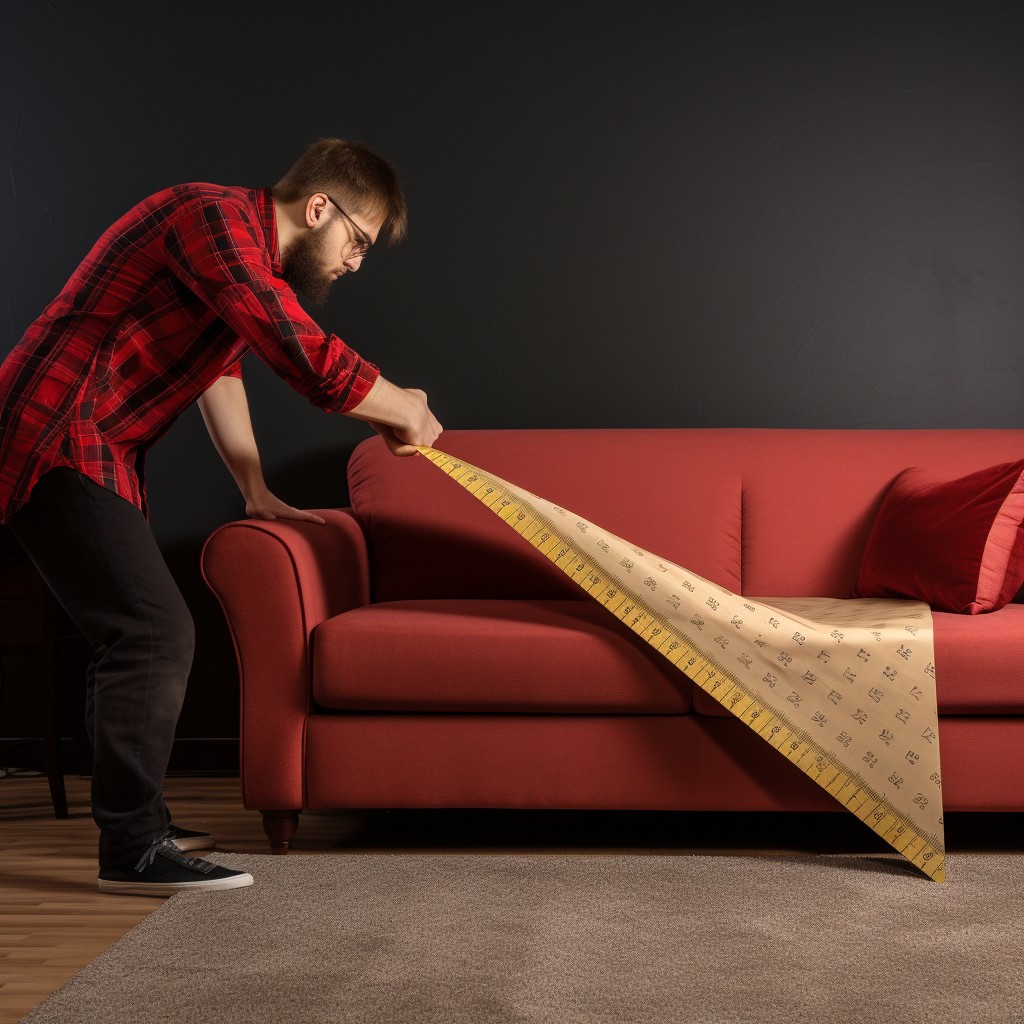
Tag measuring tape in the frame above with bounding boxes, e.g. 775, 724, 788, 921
416, 446, 946, 883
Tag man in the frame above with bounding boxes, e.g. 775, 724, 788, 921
0, 136, 442, 896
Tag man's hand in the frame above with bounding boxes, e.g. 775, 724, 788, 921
370, 421, 418, 456
345, 377, 442, 456
396, 387, 443, 449
244, 487, 326, 525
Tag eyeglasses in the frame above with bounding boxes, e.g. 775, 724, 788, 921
322, 194, 373, 258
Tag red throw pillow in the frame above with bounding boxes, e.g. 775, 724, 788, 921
853, 460, 1024, 614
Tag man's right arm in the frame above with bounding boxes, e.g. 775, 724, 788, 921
164, 197, 380, 416
344, 376, 443, 455
163, 195, 442, 454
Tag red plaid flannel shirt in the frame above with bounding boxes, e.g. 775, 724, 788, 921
0, 182, 380, 524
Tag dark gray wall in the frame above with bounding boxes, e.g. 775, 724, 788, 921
2, 2, 1022, 749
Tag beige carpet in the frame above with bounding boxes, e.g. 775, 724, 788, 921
21, 851, 1024, 1023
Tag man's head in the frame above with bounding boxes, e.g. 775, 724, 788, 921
271, 137, 408, 306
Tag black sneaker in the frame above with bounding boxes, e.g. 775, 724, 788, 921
97, 830, 254, 896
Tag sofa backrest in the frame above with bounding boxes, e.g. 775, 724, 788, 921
347, 428, 1024, 602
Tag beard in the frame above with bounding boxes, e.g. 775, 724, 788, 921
280, 224, 337, 307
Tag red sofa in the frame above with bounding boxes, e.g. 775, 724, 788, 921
200, 428, 1024, 853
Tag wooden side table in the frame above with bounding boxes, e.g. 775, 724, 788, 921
0, 524, 90, 818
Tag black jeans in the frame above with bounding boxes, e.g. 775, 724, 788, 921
6, 466, 194, 869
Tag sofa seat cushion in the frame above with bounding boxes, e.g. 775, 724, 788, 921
312, 599, 693, 713
692, 602, 1024, 716
930, 604, 1024, 712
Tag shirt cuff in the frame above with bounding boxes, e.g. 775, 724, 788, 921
338, 353, 381, 413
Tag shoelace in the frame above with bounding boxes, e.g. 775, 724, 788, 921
132, 831, 217, 875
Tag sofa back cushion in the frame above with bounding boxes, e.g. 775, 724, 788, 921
347, 428, 1024, 603
739, 430, 1024, 597
348, 428, 743, 601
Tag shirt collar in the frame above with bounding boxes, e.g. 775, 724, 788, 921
252, 185, 283, 275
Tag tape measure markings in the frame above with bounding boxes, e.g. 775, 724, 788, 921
438, 449, 946, 871
419, 447, 945, 881
558, 482, 943, 861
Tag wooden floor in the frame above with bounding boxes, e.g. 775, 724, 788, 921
2, 773, 1022, 1023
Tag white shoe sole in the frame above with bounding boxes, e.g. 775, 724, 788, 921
97, 872, 254, 896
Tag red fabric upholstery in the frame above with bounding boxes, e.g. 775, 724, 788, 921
303, 714, 1024, 813
737, 430, 1024, 597
312, 599, 692, 713
315, 598, 1024, 716
199, 428, 1024, 821
305, 714, 845, 812
929, 605, 1024, 712
347, 429, 744, 602
200, 509, 370, 810
853, 460, 1024, 614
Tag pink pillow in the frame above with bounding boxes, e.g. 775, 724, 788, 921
853, 460, 1024, 614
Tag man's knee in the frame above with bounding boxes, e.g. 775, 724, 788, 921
156, 607, 196, 670
111, 603, 195, 672
143, 610, 195, 712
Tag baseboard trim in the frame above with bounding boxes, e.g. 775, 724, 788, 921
0, 737, 239, 776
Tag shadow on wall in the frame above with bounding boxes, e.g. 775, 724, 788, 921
261, 444, 358, 516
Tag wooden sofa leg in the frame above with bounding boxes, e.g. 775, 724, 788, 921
261, 810, 301, 854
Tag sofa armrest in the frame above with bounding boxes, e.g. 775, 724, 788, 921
199, 508, 370, 809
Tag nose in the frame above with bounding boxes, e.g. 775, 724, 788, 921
343, 253, 364, 272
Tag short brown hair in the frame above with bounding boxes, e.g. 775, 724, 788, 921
272, 136, 408, 246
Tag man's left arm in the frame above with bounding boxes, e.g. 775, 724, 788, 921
197, 375, 326, 524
